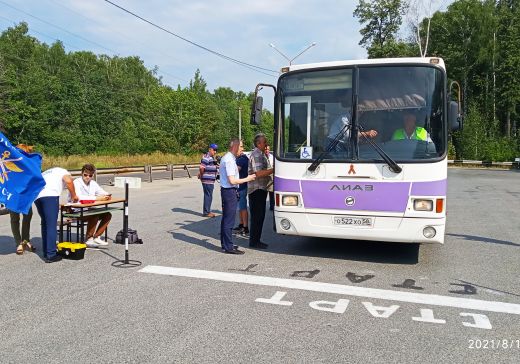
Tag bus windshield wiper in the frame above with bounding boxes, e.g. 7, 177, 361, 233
308, 123, 351, 172
357, 123, 402, 174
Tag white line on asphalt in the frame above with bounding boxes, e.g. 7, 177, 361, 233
139, 265, 520, 315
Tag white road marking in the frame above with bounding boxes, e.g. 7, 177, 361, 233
255, 291, 293, 306
460, 313, 492, 329
139, 265, 520, 315
309, 299, 350, 313
362, 302, 400, 318
412, 309, 446, 324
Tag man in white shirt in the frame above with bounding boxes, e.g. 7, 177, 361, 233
69, 164, 112, 248
220, 139, 255, 254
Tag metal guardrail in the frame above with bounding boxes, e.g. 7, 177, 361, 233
448, 160, 520, 169
69, 164, 200, 184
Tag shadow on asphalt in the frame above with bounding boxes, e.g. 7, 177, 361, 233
171, 207, 223, 218
98, 249, 128, 263
171, 207, 204, 217
0, 235, 51, 263
446, 233, 519, 247
0, 235, 16, 255
0, 235, 44, 256
168, 230, 223, 253
170, 209, 420, 265
454, 279, 520, 298
268, 237, 420, 265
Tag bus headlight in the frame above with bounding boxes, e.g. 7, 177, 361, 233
282, 195, 299, 206
423, 226, 436, 238
280, 219, 292, 230
414, 199, 433, 211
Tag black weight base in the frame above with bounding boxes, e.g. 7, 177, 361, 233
112, 259, 142, 268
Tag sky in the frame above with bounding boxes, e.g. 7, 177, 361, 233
0, 0, 452, 96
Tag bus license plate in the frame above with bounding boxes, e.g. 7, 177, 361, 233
333, 216, 373, 227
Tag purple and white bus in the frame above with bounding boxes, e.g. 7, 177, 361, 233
251, 57, 461, 244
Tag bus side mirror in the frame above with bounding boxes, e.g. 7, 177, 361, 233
250, 96, 263, 125
448, 101, 462, 131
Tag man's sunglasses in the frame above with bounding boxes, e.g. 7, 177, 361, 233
83, 173, 94, 177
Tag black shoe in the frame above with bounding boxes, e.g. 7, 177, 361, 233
222, 245, 239, 251
241, 227, 249, 237
249, 241, 268, 249
223, 249, 245, 255
233, 225, 244, 232
45, 255, 63, 263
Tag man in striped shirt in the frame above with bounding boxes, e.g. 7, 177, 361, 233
248, 134, 273, 249
199, 143, 219, 217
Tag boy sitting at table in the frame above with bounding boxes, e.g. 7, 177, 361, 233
68, 164, 112, 248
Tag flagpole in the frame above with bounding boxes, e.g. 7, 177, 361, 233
112, 181, 141, 268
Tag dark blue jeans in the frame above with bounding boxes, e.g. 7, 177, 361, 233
34, 196, 59, 259
220, 188, 238, 252
202, 183, 214, 215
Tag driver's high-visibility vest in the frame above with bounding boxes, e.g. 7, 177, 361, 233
392, 127, 428, 141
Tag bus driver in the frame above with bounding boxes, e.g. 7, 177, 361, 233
392, 112, 432, 142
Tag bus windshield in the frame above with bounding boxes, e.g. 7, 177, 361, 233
277, 66, 446, 162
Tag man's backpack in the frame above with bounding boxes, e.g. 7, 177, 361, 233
115, 228, 143, 244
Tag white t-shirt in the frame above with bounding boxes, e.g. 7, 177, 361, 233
36, 167, 70, 199
69, 177, 108, 202
219, 152, 239, 188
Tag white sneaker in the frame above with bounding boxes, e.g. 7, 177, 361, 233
85, 238, 99, 248
94, 237, 108, 246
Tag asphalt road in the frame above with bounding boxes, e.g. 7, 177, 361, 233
0, 168, 519, 363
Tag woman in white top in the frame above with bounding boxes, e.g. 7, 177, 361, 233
69, 164, 112, 248
34, 167, 78, 263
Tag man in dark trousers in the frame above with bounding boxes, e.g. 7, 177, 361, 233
219, 139, 255, 254
233, 148, 250, 237
198, 143, 218, 217
248, 133, 274, 249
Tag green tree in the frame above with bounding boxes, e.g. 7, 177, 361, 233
367, 39, 418, 58
0, 22, 275, 158
354, 0, 409, 57
496, 0, 520, 136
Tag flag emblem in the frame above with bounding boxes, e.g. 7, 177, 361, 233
0, 151, 24, 184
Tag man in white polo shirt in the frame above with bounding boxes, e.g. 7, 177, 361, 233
219, 139, 255, 254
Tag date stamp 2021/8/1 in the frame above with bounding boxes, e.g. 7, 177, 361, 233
468, 339, 520, 349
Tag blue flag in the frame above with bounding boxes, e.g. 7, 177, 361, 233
0, 133, 45, 214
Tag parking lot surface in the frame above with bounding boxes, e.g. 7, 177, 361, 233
1, 168, 519, 363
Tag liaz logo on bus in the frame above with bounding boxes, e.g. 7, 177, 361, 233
330, 184, 374, 191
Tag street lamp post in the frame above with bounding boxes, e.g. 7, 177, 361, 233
238, 107, 242, 141
269, 42, 317, 65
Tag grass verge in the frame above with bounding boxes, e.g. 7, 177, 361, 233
41, 152, 200, 170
